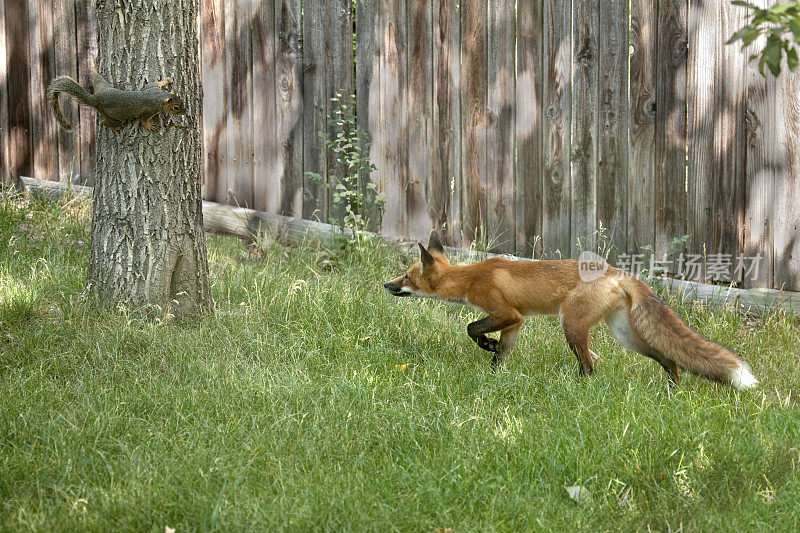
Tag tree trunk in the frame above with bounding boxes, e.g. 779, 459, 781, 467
87, 0, 212, 318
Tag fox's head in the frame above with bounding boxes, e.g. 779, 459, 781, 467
384, 231, 450, 298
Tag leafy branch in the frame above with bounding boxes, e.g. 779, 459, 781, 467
306, 93, 384, 245
728, 1, 800, 77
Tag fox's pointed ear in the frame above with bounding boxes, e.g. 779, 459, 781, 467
427, 230, 445, 255
418, 242, 436, 271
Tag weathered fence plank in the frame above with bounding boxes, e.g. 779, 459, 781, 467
571, 0, 599, 256
224, 0, 253, 207
0, 1, 8, 185
742, 2, 776, 291
773, 71, 800, 291
201, 0, 226, 202
629, 0, 657, 254
687, 0, 715, 269
375, 0, 408, 239
432, 0, 461, 246
324, 0, 355, 225
688, 1, 747, 281
487, 0, 516, 253
597, 0, 630, 258
654, 0, 688, 262
542, 0, 572, 257
29, 0, 57, 183
715, 4, 748, 273
744, 70, 776, 290
275, 0, 303, 218
5, 0, 33, 185
355, 0, 380, 229
252, 0, 279, 214
75, 0, 96, 184
515, 0, 543, 257
302, 0, 327, 221
461, 0, 488, 247
53, 0, 79, 182
406, 0, 433, 242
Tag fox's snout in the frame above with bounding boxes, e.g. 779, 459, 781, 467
384, 278, 412, 297
383, 280, 401, 296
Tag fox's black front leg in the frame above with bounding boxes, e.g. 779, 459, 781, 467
467, 317, 501, 354
468, 314, 524, 371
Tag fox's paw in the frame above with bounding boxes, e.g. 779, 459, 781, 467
478, 337, 501, 354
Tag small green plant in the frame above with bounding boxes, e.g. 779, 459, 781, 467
729, 1, 800, 77
306, 93, 384, 246
641, 234, 691, 279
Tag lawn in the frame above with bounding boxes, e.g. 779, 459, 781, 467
1, 191, 799, 532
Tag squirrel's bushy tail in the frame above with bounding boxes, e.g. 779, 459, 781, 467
47, 76, 95, 131
617, 277, 758, 389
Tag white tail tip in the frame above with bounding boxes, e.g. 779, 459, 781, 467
730, 364, 759, 390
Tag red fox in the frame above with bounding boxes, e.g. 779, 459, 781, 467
384, 232, 758, 389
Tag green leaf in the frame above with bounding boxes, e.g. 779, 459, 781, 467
789, 19, 800, 41
728, 26, 760, 45
788, 47, 799, 70
763, 33, 784, 75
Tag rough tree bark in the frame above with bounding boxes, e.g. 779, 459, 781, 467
87, 0, 212, 318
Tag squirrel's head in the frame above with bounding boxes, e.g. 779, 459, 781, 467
162, 93, 187, 115
384, 231, 449, 298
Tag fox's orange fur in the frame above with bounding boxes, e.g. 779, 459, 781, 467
384, 233, 758, 389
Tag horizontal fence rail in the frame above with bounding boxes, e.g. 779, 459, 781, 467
1, 0, 798, 292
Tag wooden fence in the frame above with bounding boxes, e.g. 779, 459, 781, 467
1, 0, 799, 292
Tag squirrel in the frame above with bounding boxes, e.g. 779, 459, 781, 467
47, 72, 186, 132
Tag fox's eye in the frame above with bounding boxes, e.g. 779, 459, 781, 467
403, 274, 410, 281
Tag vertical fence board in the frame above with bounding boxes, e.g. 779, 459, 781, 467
688, 1, 746, 281
571, 0, 599, 256
53, 0, 79, 182
742, 0, 775, 290
275, 0, 303, 217
432, 0, 461, 246
407, 0, 434, 242
324, 0, 355, 224
487, 0, 516, 253
716, 5, 747, 271
201, 0, 226, 202
628, 0, 657, 254
6, 0, 32, 185
774, 72, 800, 292
374, 0, 408, 239
252, 0, 279, 213
515, 0, 543, 257
355, 0, 380, 229
30, 0, 58, 182
224, 0, 253, 207
744, 65, 775, 290
597, 0, 629, 259
302, 0, 327, 220
542, 0, 572, 257
75, 0, 96, 183
654, 0, 688, 261
0, 1, 8, 185
687, 0, 714, 265
461, 0, 488, 245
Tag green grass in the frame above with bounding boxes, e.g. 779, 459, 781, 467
1, 192, 799, 532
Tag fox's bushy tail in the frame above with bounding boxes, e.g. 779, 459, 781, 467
620, 277, 758, 389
